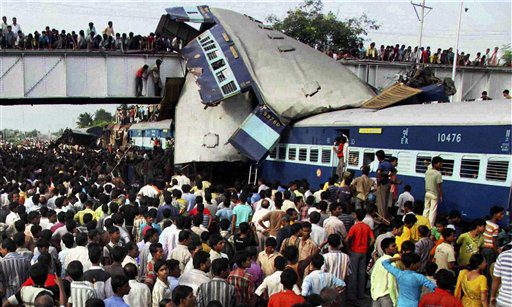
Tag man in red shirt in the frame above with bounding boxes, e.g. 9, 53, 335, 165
332, 136, 347, 180
420, 269, 462, 307
268, 268, 305, 307
345, 208, 375, 302
135, 64, 148, 97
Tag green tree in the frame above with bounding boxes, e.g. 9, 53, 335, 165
267, 0, 379, 53
76, 112, 93, 128
501, 44, 511, 66
25, 129, 40, 138
94, 108, 114, 123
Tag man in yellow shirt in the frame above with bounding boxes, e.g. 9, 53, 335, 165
456, 219, 485, 266
396, 214, 416, 251
74, 200, 98, 225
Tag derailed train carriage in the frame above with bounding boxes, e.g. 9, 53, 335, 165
155, 5, 511, 222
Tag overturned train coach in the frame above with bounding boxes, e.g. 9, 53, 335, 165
156, 6, 511, 221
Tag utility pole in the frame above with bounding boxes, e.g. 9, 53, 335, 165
411, 0, 433, 49
451, 0, 464, 96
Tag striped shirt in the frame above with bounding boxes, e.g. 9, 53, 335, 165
0, 252, 31, 301
196, 277, 236, 307
227, 268, 256, 306
83, 266, 113, 299
483, 220, 499, 248
69, 281, 97, 307
494, 249, 512, 306
6, 286, 53, 306
323, 250, 351, 280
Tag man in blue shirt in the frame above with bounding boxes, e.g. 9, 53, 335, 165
104, 275, 131, 307
182, 184, 196, 212
382, 253, 435, 307
231, 196, 253, 234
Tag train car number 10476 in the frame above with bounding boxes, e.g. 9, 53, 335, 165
437, 133, 462, 143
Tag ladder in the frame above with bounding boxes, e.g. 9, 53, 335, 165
248, 163, 258, 185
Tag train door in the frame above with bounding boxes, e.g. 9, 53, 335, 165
331, 129, 350, 177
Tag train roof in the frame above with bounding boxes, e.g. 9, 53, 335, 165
294, 100, 512, 127
128, 119, 172, 130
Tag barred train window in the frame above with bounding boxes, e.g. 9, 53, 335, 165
298, 148, 308, 161
310, 149, 319, 163
278, 146, 286, 160
486, 160, 509, 182
460, 158, 480, 179
415, 155, 431, 173
269, 147, 277, 159
321, 149, 331, 164
348, 151, 359, 167
288, 148, 297, 161
441, 159, 455, 177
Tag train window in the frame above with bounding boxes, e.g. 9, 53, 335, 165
310, 149, 319, 163
348, 150, 359, 167
397, 152, 412, 174
278, 146, 286, 160
298, 148, 308, 161
321, 149, 331, 164
415, 155, 431, 173
363, 152, 375, 168
441, 159, 455, 177
288, 148, 297, 161
269, 147, 277, 159
460, 158, 480, 179
486, 160, 509, 182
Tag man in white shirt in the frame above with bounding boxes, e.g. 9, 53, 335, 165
123, 263, 151, 307
395, 185, 414, 216
252, 199, 271, 250
309, 211, 327, 247
323, 203, 347, 240
10, 17, 21, 35
282, 190, 298, 212
178, 250, 211, 294
1, 16, 8, 33
168, 230, 192, 272
65, 233, 92, 273
255, 255, 300, 297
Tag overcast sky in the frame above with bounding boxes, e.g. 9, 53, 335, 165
0, 0, 510, 132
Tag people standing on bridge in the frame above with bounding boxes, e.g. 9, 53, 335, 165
488, 47, 499, 66
136, 65, 149, 97
103, 21, 115, 37
423, 156, 443, 227
11, 17, 21, 36
86, 22, 96, 38
150, 59, 163, 96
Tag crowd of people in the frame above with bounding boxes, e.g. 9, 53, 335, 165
115, 104, 161, 124
334, 42, 504, 67
0, 16, 180, 52
0, 141, 510, 307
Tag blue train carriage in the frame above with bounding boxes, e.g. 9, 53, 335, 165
128, 119, 173, 150
260, 100, 512, 222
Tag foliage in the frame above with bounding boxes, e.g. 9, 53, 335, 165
76, 109, 114, 128
94, 108, 114, 123
266, 0, 379, 52
501, 44, 511, 66
76, 112, 94, 128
